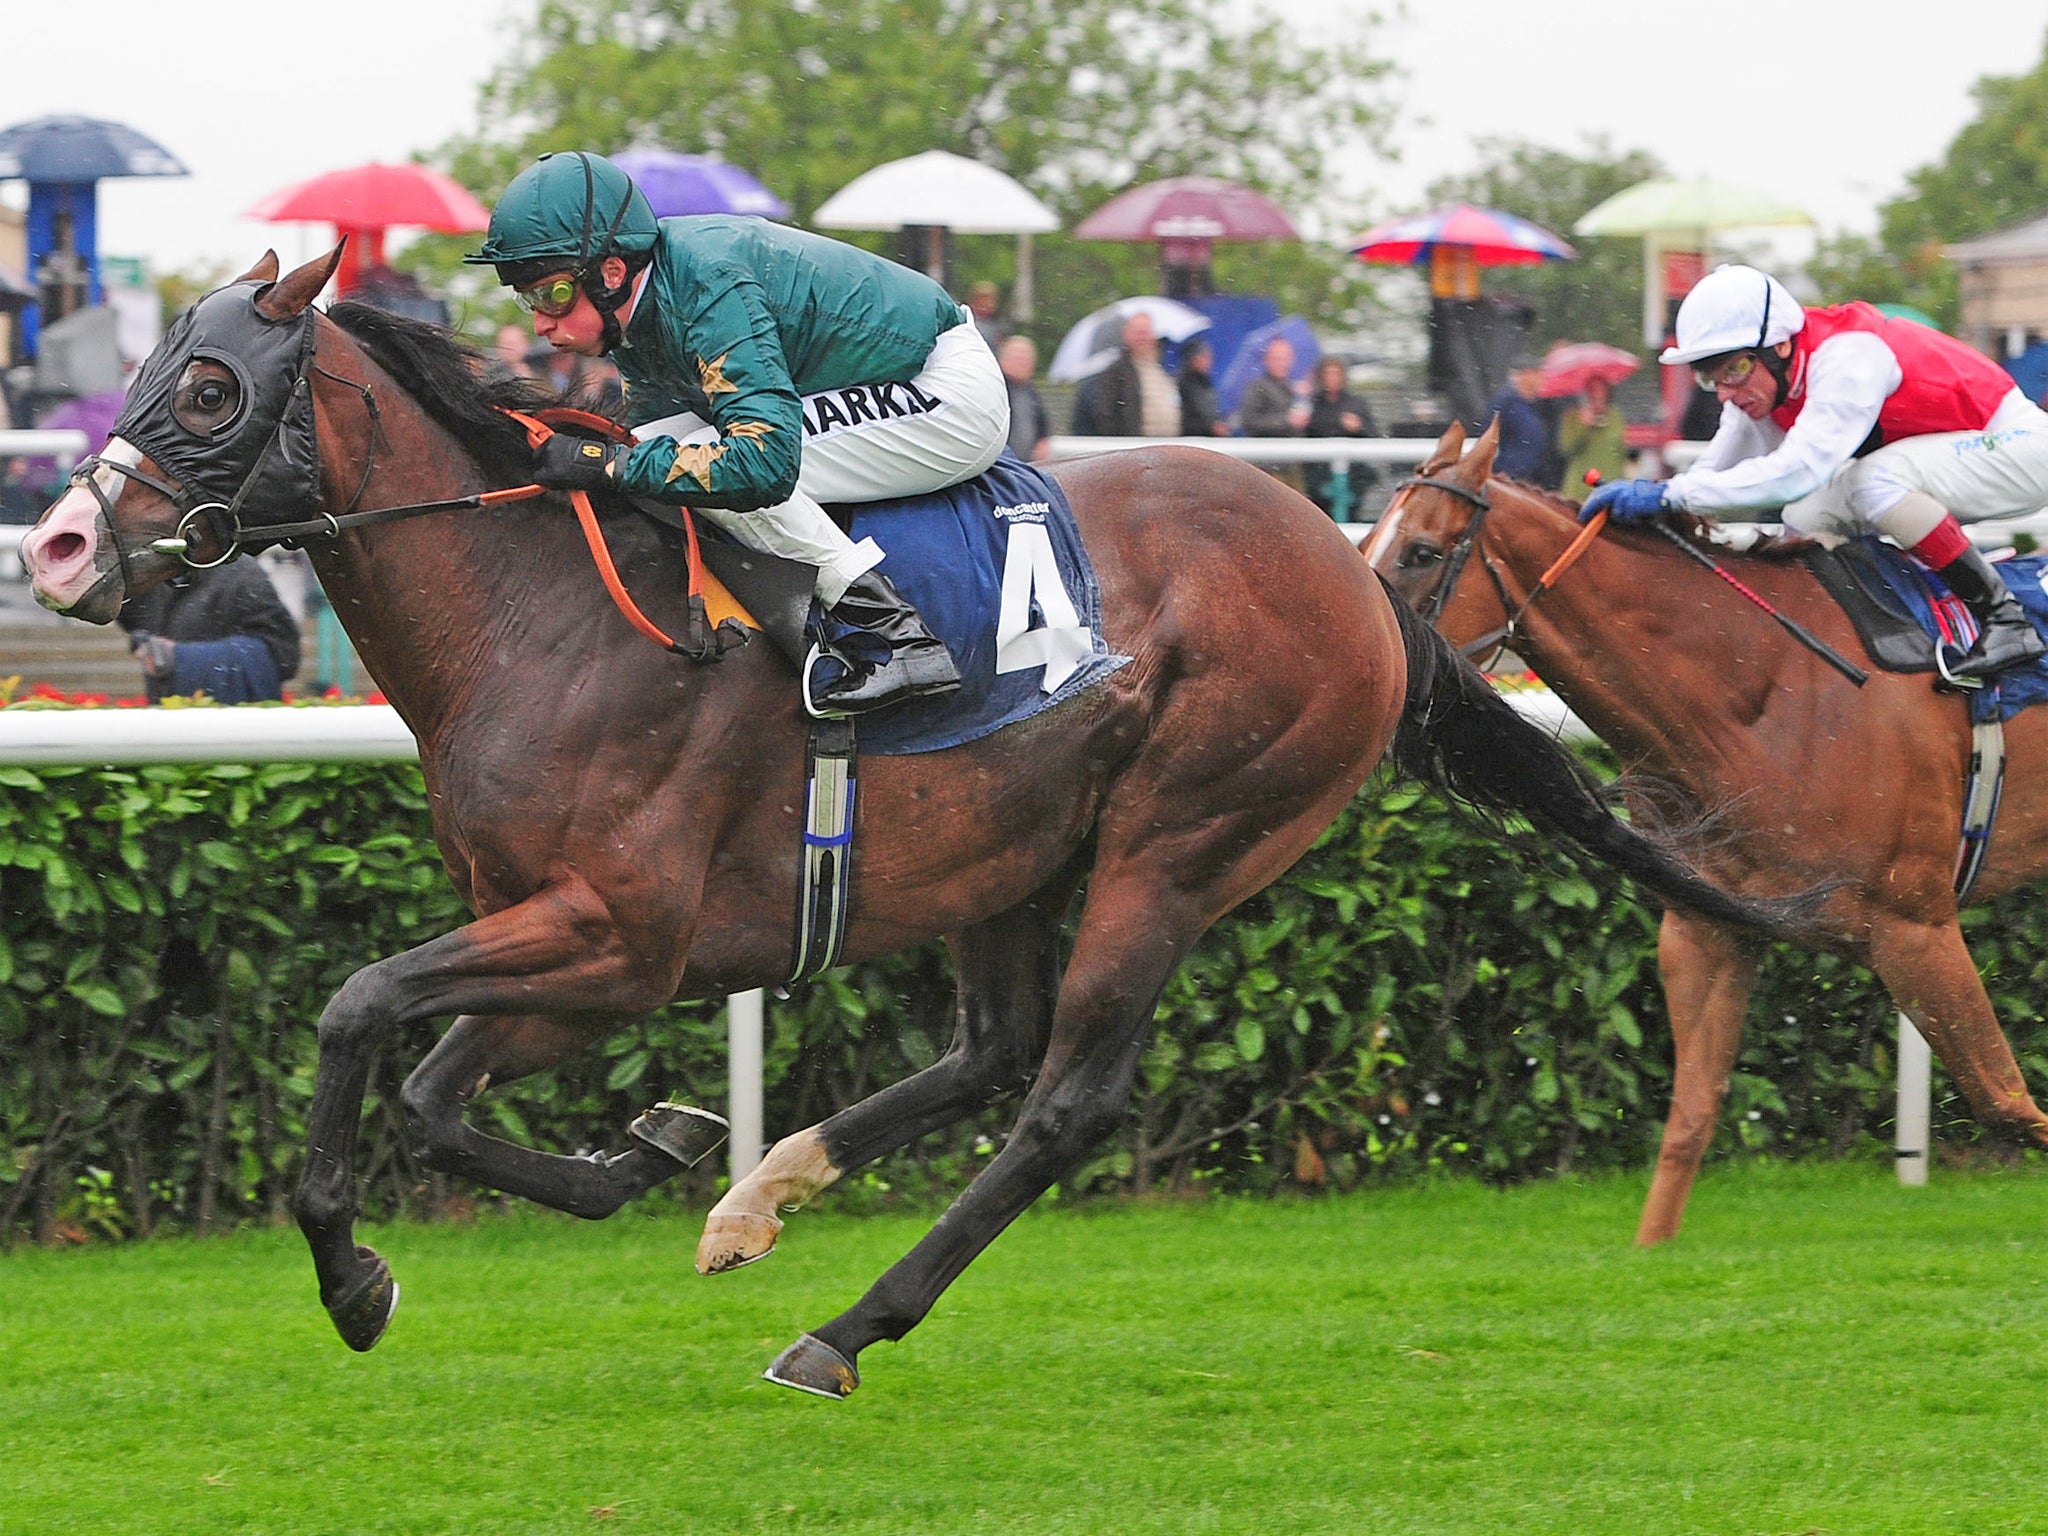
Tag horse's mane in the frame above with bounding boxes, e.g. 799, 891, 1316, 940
1485, 473, 1816, 563
327, 302, 590, 486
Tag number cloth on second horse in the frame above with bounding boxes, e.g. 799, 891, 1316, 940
469, 150, 1012, 717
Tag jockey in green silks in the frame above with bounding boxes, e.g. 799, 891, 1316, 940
469, 151, 1012, 717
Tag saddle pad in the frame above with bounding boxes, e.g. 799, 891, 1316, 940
1804, 536, 2048, 724
837, 452, 1131, 755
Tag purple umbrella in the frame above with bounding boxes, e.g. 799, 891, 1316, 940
610, 149, 788, 219
18, 388, 124, 489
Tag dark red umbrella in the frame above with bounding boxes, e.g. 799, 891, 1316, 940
1076, 177, 1299, 244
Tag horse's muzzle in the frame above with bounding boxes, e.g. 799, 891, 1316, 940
21, 494, 127, 623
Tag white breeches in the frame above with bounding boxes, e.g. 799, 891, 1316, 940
1782, 399, 2048, 544
634, 320, 1010, 605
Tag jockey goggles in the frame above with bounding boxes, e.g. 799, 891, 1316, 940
1694, 351, 1760, 393
512, 271, 586, 319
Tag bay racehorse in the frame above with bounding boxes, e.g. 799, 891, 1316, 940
23, 251, 1801, 1396
1368, 421, 2048, 1245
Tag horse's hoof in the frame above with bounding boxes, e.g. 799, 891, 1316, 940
327, 1246, 400, 1352
629, 1102, 729, 1167
696, 1210, 782, 1274
763, 1334, 859, 1399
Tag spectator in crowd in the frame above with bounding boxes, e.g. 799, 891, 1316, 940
1085, 311, 1181, 438
968, 281, 1007, 352
999, 334, 1053, 462
118, 555, 300, 704
1486, 352, 1559, 487
491, 323, 541, 382
1557, 374, 1630, 501
1238, 335, 1309, 489
1178, 336, 1227, 438
1304, 354, 1380, 519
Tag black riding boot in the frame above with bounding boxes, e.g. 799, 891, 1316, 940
1933, 544, 2047, 681
807, 570, 961, 716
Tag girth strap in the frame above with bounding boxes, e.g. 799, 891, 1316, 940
792, 716, 858, 980
1955, 717, 2006, 903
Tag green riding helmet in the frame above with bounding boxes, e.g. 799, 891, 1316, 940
466, 151, 659, 284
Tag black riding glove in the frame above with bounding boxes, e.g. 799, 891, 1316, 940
532, 435, 623, 493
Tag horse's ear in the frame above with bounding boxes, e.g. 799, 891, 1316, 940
255, 242, 345, 320
235, 251, 281, 285
1459, 416, 1501, 482
1424, 419, 1467, 472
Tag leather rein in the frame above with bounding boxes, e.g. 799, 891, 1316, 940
68, 352, 732, 661
1395, 473, 1607, 666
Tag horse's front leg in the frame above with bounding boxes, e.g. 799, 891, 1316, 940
294, 884, 686, 1351
1636, 910, 1761, 1245
400, 1012, 726, 1220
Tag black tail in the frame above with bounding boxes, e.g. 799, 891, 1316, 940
1384, 579, 1816, 941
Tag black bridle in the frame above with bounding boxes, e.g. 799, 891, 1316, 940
1393, 474, 1523, 661
66, 349, 512, 573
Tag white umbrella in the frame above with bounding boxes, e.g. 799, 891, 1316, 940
812, 150, 1058, 234
1048, 296, 1211, 383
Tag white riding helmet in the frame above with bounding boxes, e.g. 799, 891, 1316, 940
1660, 264, 1805, 365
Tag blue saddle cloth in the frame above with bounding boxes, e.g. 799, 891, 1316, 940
835, 453, 1130, 755
1852, 536, 2048, 723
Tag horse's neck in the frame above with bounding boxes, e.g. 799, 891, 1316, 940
305, 360, 616, 734
1484, 491, 1783, 769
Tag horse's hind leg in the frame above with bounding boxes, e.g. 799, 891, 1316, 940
1637, 912, 1762, 1245
697, 872, 1076, 1274
1871, 916, 2048, 1148
765, 726, 1370, 1395
400, 1014, 725, 1221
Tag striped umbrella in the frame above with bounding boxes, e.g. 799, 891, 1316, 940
1350, 204, 1575, 267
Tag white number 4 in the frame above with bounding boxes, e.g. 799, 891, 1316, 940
995, 521, 1094, 694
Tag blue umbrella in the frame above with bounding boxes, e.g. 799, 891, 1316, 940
610, 148, 787, 219
0, 115, 186, 182
1216, 314, 1320, 420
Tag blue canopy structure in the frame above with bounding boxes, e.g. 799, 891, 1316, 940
0, 115, 186, 355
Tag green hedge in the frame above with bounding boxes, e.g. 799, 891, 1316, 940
5, 760, 2044, 1245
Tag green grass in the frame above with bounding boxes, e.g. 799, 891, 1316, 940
4, 1159, 2048, 1534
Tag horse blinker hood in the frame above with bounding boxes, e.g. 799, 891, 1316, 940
113, 279, 321, 530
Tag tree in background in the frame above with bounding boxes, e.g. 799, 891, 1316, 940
1424, 136, 1665, 354
1810, 31, 2048, 328
425, 0, 1399, 348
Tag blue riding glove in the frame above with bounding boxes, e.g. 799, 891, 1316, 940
1578, 478, 1671, 524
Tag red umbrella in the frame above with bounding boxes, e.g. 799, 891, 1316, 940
248, 163, 489, 294
1537, 341, 1639, 398
1350, 204, 1575, 267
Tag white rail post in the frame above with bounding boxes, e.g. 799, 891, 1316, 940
1897, 1012, 1931, 1186
727, 988, 766, 1182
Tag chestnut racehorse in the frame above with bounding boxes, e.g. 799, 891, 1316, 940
1369, 422, 2048, 1244
23, 252, 1799, 1395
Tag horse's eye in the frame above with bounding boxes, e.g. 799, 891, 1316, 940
195, 381, 227, 412
1398, 541, 1443, 570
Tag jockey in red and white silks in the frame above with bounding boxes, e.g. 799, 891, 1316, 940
1581, 263, 2048, 680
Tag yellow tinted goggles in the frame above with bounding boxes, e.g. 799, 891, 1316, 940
513, 272, 584, 319
1693, 351, 1759, 393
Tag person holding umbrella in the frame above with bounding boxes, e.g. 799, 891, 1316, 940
1558, 375, 1629, 500
1581, 264, 2048, 681
472, 151, 1012, 717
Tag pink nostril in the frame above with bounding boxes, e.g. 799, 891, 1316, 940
38, 530, 88, 570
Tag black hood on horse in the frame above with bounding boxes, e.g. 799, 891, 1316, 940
113, 279, 322, 527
